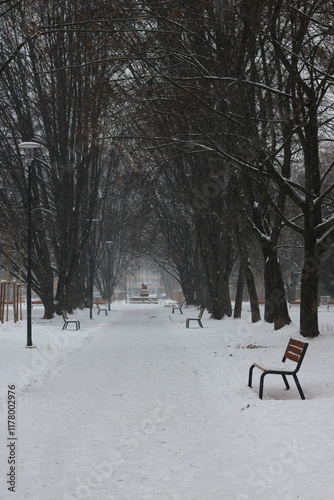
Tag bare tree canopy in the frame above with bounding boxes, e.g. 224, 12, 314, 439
1, 0, 334, 336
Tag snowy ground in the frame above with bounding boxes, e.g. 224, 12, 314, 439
0, 301, 334, 500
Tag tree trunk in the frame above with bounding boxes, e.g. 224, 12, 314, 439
245, 261, 261, 323
298, 102, 322, 338
197, 227, 233, 320
209, 287, 225, 319
222, 278, 232, 317
42, 299, 55, 320
183, 286, 196, 306
36, 271, 55, 319
263, 246, 291, 330
234, 264, 245, 319
180, 270, 199, 305
299, 242, 320, 338
233, 197, 261, 323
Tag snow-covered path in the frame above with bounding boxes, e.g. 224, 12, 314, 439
16, 306, 229, 500
1, 303, 334, 500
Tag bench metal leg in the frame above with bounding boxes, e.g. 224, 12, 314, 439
293, 374, 306, 400
248, 364, 255, 388
260, 372, 290, 400
63, 320, 80, 331
282, 374, 290, 390
186, 318, 202, 328
172, 308, 182, 314
255, 372, 305, 400
259, 372, 266, 399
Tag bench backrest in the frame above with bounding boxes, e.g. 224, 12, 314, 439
61, 311, 68, 320
282, 338, 308, 370
198, 308, 205, 319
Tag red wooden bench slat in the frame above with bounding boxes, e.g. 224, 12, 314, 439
286, 345, 303, 356
284, 352, 300, 363
253, 363, 266, 372
284, 340, 305, 363
287, 338, 305, 349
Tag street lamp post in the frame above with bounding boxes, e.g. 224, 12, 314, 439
19, 141, 40, 348
106, 241, 113, 310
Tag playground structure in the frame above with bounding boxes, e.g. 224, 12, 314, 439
0, 281, 25, 323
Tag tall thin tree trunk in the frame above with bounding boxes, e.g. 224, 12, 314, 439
263, 246, 291, 330
299, 241, 320, 338
299, 105, 322, 338
222, 278, 232, 317
234, 264, 245, 319
245, 261, 261, 323
234, 215, 261, 323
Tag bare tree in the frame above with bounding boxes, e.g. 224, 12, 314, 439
0, 0, 133, 316
129, 0, 334, 336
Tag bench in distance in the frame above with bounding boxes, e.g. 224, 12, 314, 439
186, 308, 205, 329
96, 302, 108, 315
172, 301, 185, 314
62, 311, 80, 331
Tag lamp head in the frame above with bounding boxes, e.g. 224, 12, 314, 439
19, 142, 40, 163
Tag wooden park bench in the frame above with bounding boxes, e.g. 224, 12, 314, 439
61, 311, 80, 331
248, 338, 309, 400
96, 302, 108, 316
172, 300, 185, 314
186, 308, 205, 328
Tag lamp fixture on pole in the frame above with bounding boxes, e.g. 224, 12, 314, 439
19, 141, 40, 348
